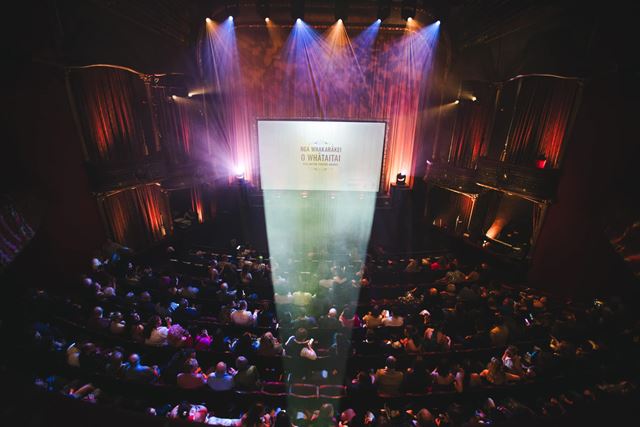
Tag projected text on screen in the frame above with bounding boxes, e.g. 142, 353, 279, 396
258, 120, 386, 192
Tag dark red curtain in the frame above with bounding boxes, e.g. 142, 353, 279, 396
100, 184, 171, 250
152, 87, 203, 163
504, 76, 581, 168
190, 185, 204, 224
68, 66, 204, 167
68, 66, 156, 163
449, 94, 496, 168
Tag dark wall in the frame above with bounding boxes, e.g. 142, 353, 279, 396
4, 61, 106, 287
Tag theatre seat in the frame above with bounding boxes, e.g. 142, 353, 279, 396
289, 383, 319, 399
319, 384, 346, 400
261, 381, 287, 396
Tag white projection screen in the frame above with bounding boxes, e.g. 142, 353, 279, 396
258, 120, 386, 192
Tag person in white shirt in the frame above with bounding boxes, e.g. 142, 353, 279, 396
292, 290, 314, 307
381, 309, 404, 327
144, 315, 170, 346
274, 291, 293, 305
230, 300, 257, 327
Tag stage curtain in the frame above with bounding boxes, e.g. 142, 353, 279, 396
449, 94, 496, 168
67, 67, 156, 163
199, 23, 439, 190
190, 185, 204, 223
152, 87, 203, 163
504, 76, 581, 168
100, 184, 171, 249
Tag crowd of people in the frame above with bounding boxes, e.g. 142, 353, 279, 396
23, 243, 640, 426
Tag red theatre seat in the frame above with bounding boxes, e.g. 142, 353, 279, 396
289, 383, 319, 399
319, 384, 347, 400
261, 381, 287, 397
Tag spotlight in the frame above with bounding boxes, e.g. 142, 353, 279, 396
335, 0, 349, 23
376, 19, 381, 24
234, 165, 245, 180
265, 17, 270, 23
454, 99, 460, 105
257, 0, 270, 21
228, 16, 234, 21
291, 0, 305, 21
377, 0, 391, 22
401, 0, 417, 21
396, 172, 407, 185
171, 95, 178, 100
471, 96, 477, 102
435, 20, 441, 25
205, 17, 212, 23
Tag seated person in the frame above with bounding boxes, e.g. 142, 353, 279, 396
108, 311, 126, 335
124, 353, 159, 383
284, 328, 317, 360
339, 306, 361, 328
381, 308, 404, 327
362, 306, 383, 328
177, 357, 207, 389
233, 356, 260, 390
374, 356, 404, 396
168, 402, 209, 423
167, 323, 192, 348
257, 332, 284, 357
207, 361, 235, 391
87, 306, 110, 331
479, 357, 521, 385
318, 308, 341, 329
430, 360, 459, 392
144, 315, 170, 347
230, 300, 258, 327
423, 325, 452, 352
193, 329, 213, 351
502, 345, 527, 377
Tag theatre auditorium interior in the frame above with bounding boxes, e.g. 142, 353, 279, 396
2, 1, 640, 426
